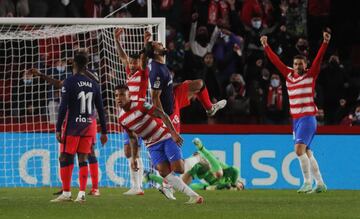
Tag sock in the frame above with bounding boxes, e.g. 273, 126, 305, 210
190, 183, 208, 190
309, 155, 324, 186
298, 154, 311, 184
196, 85, 212, 110
149, 173, 164, 184
88, 155, 99, 190
165, 173, 198, 197
128, 159, 139, 189
60, 160, 74, 192
198, 146, 222, 173
136, 158, 144, 189
79, 161, 88, 191
62, 191, 71, 197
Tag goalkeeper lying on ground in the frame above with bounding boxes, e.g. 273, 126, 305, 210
144, 138, 244, 199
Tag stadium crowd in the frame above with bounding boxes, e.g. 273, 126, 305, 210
0, 0, 359, 126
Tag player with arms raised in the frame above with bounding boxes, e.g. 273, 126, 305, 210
260, 30, 331, 193
51, 50, 108, 202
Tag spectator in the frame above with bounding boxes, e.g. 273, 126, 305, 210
265, 74, 288, 124
318, 54, 349, 124
280, 0, 307, 38
225, 73, 250, 118
341, 105, 360, 126
48, 89, 61, 125
199, 52, 222, 101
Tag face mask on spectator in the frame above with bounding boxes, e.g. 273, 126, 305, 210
23, 79, 33, 85
355, 112, 360, 120
271, 79, 280, 87
56, 66, 66, 72
251, 20, 262, 29
297, 45, 307, 51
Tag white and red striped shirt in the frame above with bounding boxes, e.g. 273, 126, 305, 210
126, 66, 149, 102
118, 101, 171, 147
265, 42, 328, 119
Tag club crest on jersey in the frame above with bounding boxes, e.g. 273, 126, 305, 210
77, 81, 92, 88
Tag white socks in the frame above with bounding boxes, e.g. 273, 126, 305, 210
62, 191, 71, 197
298, 154, 312, 184
137, 158, 144, 189
309, 155, 324, 186
165, 173, 198, 197
128, 158, 144, 190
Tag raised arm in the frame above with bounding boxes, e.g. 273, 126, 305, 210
309, 31, 331, 77
260, 36, 290, 77
140, 30, 152, 70
150, 105, 183, 146
30, 68, 63, 89
114, 28, 130, 67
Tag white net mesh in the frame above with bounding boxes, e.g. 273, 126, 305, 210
0, 20, 161, 188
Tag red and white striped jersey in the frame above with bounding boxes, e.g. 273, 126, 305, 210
118, 101, 171, 147
126, 66, 149, 102
265, 42, 328, 119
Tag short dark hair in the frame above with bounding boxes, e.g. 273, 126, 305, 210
74, 50, 89, 70
144, 42, 155, 58
115, 84, 129, 91
293, 54, 307, 62
128, 52, 141, 60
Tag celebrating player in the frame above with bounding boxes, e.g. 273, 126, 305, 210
113, 28, 152, 195
115, 84, 203, 204
51, 50, 108, 203
260, 31, 331, 193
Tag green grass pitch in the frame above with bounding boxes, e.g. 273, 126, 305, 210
0, 188, 359, 219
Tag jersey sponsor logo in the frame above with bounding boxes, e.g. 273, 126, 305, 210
75, 115, 93, 123
153, 76, 161, 89
172, 115, 180, 124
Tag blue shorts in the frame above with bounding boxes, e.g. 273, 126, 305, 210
147, 138, 183, 167
293, 116, 317, 148
123, 132, 143, 147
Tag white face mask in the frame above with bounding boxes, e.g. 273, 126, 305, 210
251, 20, 262, 29
56, 66, 66, 72
271, 79, 280, 87
355, 112, 360, 120
23, 79, 33, 85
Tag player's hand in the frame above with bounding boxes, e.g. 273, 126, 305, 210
171, 132, 183, 146
260, 35, 268, 47
56, 132, 63, 143
144, 30, 152, 43
130, 158, 139, 171
114, 28, 124, 41
100, 134, 108, 146
323, 31, 331, 44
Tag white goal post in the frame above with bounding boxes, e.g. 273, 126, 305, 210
0, 17, 165, 188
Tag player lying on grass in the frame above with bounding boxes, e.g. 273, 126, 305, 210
143, 138, 244, 199
116, 84, 203, 204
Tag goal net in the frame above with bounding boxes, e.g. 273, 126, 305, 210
0, 18, 165, 188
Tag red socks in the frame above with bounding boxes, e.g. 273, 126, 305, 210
197, 86, 212, 110
60, 163, 74, 192
88, 155, 99, 190
79, 162, 88, 191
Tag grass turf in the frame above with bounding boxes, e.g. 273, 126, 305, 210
0, 188, 359, 219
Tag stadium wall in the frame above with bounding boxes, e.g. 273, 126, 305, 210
0, 125, 359, 189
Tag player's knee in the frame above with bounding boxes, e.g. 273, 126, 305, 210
59, 153, 74, 167
124, 144, 131, 158
193, 79, 204, 91
78, 153, 88, 163
87, 154, 97, 164
295, 144, 307, 156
